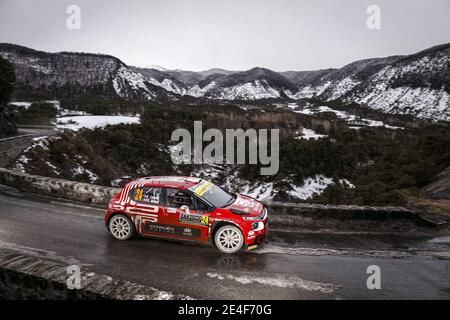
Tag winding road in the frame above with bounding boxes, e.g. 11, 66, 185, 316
0, 184, 449, 299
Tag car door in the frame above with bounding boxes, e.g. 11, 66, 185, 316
127, 186, 167, 236
163, 188, 211, 242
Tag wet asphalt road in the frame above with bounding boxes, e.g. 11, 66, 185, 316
0, 185, 449, 300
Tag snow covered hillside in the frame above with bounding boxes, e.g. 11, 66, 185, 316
2, 42, 449, 121
135, 43, 450, 121
0, 43, 175, 102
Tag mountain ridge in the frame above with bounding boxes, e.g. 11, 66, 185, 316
1, 42, 449, 120
0, 43, 176, 102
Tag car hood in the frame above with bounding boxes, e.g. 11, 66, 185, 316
225, 193, 264, 216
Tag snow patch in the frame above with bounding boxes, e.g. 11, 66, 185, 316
295, 128, 327, 140
56, 115, 140, 131
8, 102, 32, 109
72, 165, 99, 183
286, 175, 334, 200
256, 244, 412, 259
206, 272, 336, 293
293, 81, 331, 99
223, 171, 336, 201
213, 80, 281, 100
148, 78, 186, 95
113, 65, 155, 100
187, 81, 217, 97
338, 179, 356, 189
295, 105, 403, 129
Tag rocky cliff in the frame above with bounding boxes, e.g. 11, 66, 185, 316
0, 43, 175, 102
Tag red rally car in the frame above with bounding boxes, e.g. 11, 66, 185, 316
104, 176, 268, 253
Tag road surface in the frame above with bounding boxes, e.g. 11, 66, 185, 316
17, 125, 57, 137
0, 184, 449, 299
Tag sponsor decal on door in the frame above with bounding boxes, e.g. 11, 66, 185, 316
144, 223, 201, 238
179, 212, 209, 226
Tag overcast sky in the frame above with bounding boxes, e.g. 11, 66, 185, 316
0, 0, 449, 71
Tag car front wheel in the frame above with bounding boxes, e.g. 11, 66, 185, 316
109, 214, 135, 240
214, 225, 244, 254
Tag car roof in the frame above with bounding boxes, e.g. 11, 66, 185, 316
125, 176, 203, 190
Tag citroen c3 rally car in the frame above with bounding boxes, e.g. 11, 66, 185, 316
104, 176, 268, 253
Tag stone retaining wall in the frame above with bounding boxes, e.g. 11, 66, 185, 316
0, 247, 190, 300
264, 201, 434, 231
0, 134, 34, 167
0, 168, 436, 231
0, 167, 119, 205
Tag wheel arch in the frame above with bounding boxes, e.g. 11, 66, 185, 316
106, 211, 132, 230
211, 220, 244, 242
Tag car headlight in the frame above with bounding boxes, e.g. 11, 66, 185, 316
252, 222, 265, 231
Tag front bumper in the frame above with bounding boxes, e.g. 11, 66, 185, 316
245, 221, 268, 251
245, 239, 267, 251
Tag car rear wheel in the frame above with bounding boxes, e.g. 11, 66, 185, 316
214, 225, 244, 254
109, 214, 135, 240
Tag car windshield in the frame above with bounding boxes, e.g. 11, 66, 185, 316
189, 180, 235, 208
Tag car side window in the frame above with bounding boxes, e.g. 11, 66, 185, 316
195, 198, 210, 211
130, 187, 162, 205
166, 188, 196, 210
